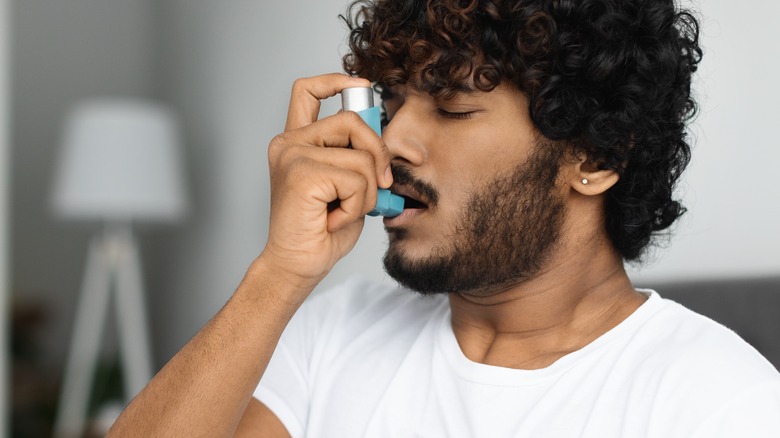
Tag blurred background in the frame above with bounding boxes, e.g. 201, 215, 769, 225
0, 0, 778, 436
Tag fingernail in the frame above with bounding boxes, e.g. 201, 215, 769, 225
384, 165, 393, 187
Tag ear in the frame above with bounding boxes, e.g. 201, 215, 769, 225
568, 158, 620, 196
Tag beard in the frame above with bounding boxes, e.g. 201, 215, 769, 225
383, 141, 566, 297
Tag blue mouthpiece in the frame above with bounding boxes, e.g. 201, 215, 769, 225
368, 189, 405, 217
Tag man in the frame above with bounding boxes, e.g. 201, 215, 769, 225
110, 0, 780, 436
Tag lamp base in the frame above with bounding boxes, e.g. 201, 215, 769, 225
53, 223, 153, 438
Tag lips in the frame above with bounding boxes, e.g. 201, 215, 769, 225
391, 185, 429, 211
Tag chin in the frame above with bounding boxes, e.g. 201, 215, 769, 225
386, 228, 437, 259
382, 232, 543, 297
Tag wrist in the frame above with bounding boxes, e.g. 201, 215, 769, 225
238, 252, 322, 312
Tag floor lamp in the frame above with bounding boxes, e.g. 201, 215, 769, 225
50, 99, 188, 438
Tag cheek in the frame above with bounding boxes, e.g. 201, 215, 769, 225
432, 167, 492, 230
438, 121, 533, 161
431, 134, 530, 192
425, 120, 536, 210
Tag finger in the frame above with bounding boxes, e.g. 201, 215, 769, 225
289, 111, 393, 188
325, 166, 371, 232
285, 74, 371, 132
282, 146, 380, 211
288, 160, 371, 231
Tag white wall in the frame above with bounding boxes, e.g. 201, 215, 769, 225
629, 1, 780, 282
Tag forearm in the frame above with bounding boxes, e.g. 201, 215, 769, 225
107, 73, 385, 436
108, 256, 316, 437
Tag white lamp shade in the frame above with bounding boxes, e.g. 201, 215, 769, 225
51, 98, 188, 222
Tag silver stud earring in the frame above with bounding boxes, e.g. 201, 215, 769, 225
581, 178, 589, 185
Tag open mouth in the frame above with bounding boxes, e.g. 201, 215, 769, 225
399, 194, 428, 210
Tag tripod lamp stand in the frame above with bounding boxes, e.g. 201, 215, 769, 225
49, 99, 188, 437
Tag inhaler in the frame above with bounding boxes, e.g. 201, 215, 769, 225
341, 87, 404, 217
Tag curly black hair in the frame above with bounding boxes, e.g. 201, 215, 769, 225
341, 0, 702, 261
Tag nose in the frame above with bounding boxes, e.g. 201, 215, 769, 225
381, 103, 427, 167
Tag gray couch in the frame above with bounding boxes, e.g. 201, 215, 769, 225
646, 276, 780, 370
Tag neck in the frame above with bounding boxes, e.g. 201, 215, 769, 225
448, 234, 645, 370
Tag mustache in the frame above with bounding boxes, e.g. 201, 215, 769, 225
391, 164, 440, 207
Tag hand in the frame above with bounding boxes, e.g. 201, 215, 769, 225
260, 73, 393, 287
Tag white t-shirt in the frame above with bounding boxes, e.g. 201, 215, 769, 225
254, 277, 780, 437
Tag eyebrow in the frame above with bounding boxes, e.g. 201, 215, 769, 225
435, 89, 483, 105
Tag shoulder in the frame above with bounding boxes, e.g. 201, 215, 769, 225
628, 291, 780, 420
643, 292, 778, 380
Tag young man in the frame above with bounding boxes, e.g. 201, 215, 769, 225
110, 0, 780, 436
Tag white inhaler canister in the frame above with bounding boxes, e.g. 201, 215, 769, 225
341, 87, 404, 217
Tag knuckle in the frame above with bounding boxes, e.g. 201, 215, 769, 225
291, 77, 307, 92
268, 134, 288, 159
341, 169, 365, 190
355, 149, 376, 169
345, 175, 369, 206
355, 172, 369, 190
342, 110, 363, 126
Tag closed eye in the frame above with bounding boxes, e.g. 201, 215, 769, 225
436, 108, 475, 120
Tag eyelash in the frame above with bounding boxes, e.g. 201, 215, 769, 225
378, 84, 474, 127
382, 108, 473, 127
436, 108, 474, 120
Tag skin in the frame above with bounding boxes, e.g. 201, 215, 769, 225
380, 82, 646, 368
107, 73, 646, 437
382, 93, 567, 295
